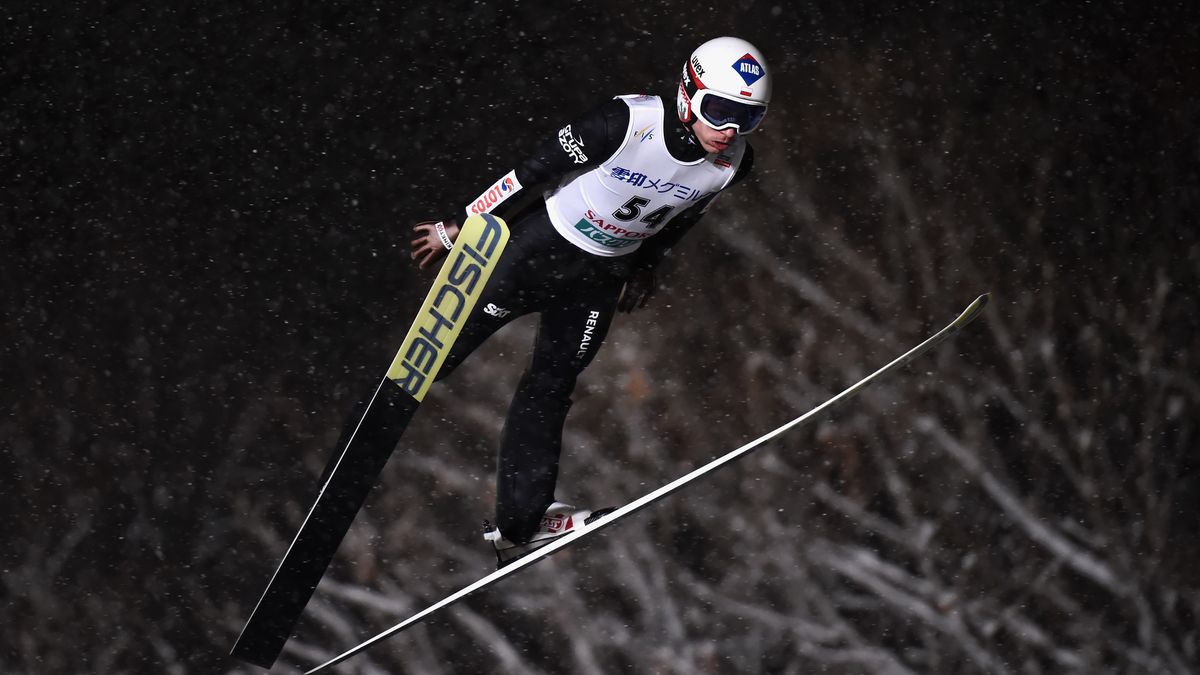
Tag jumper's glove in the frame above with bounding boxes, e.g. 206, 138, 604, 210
618, 267, 657, 313
410, 219, 459, 269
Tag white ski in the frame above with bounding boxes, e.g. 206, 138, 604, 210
304, 293, 990, 674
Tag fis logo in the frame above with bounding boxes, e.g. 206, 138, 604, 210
732, 53, 764, 87
634, 124, 655, 143
388, 214, 509, 400
483, 303, 511, 318
468, 170, 522, 215
558, 125, 588, 164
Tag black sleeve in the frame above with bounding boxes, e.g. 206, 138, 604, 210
453, 98, 631, 223
628, 143, 756, 272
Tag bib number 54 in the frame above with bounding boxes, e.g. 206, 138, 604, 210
612, 197, 673, 228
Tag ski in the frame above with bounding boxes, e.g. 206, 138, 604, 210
303, 293, 990, 674
232, 214, 510, 670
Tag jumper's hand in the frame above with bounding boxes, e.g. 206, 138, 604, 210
410, 220, 460, 269
618, 267, 657, 313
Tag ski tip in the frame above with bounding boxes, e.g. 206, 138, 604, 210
952, 293, 990, 329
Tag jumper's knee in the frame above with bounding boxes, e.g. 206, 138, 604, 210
513, 368, 577, 409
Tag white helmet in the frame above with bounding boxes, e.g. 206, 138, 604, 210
676, 36, 771, 135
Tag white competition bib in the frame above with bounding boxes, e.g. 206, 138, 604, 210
544, 95, 745, 257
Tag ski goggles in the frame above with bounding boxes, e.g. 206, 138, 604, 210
693, 90, 768, 134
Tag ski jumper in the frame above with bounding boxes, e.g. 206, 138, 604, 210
436, 95, 755, 544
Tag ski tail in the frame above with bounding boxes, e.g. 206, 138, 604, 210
302, 293, 990, 674
231, 214, 510, 669
232, 382, 418, 668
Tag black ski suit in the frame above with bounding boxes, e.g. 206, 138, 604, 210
434, 95, 754, 544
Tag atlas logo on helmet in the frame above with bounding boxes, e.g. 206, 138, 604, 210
733, 53, 764, 86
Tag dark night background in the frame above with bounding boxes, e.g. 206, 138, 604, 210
4, 2, 1198, 674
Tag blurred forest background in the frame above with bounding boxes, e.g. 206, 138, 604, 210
4, 1, 1198, 674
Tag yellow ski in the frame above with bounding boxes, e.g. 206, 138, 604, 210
232, 213, 510, 669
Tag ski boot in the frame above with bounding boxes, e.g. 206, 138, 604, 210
483, 501, 614, 568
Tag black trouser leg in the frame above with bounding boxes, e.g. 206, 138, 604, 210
494, 291, 620, 544
495, 369, 575, 544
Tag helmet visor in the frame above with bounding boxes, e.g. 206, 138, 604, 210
696, 92, 767, 133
